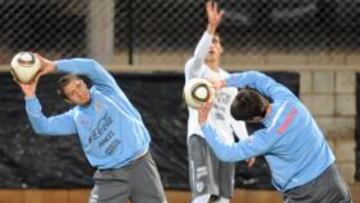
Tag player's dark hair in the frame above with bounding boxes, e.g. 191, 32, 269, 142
230, 88, 268, 121
56, 74, 81, 100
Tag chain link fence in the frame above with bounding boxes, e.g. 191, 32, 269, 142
1, 0, 360, 64
0, 0, 359, 188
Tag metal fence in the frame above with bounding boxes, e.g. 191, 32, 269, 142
1, 0, 360, 65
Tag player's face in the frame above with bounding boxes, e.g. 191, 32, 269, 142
63, 79, 91, 105
206, 36, 223, 62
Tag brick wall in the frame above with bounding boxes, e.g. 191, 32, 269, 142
105, 51, 360, 184
299, 71, 356, 183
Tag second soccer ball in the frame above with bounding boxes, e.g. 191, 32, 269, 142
183, 77, 215, 109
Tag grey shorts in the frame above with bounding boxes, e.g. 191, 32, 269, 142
283, 163, 352, 203
188, 134, 235, 199
88, 152, 167, 203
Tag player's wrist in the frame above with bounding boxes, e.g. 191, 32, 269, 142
206, 24, 216, 35
199, 120, 207, 127
47, 61, 56, 73
24, 91, 36, 98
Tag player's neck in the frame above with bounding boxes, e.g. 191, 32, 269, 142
206, 60, 220, 72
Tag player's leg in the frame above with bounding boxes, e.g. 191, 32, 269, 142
314, 164, 352, 202
188, 134, 220, 203
89, 169, 130, 203
212, 147, 235, 203
129, 152, 167, 203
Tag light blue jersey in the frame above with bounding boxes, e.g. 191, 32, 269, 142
201, 71, 335, 191
25, 59, 150, 169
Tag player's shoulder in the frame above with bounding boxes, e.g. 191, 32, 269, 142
185, 59, 207, 79
184, 57, 195, 67
272, 100, 301, 121
67, 106, 79, 119
213, 67, 230, 78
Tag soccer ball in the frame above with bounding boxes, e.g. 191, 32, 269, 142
10, 52, 41, 83
183, 78, 215, 109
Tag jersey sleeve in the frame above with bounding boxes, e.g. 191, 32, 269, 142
226, 71, 296, 101
25, 96, 77, 136
201, 101, 297, 162
201, 123, 277, 162
56, 58, 118, 93
184, 31, 213, 80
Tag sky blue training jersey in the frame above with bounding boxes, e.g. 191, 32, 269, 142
201, 71, 335, 191
25, 59, 150, 169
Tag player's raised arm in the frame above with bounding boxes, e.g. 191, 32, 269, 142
25, 98, 77, 136
55, 59, 118, 91
198, 102, 275, 162
202, 124, 277, 162
225, 71, 297, 101
15, 71, 77, 136
36, 54, 118, 92
185, 1, 224, 80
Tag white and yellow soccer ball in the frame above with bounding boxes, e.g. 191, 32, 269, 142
183, 77, 215, 109
10, 51, 41, 83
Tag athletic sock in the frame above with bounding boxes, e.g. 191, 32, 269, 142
213, 197, 230, 203
192, 194, 211, 203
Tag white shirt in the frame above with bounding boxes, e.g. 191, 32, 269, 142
184, 31, 248, 143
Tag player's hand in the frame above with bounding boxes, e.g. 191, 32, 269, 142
16, 70, 45, 97
35, 53, 56, 75
246, 157, 256, 167
206, 1, 224, 34
212, 79, 226, 90
198, 102, 212, 126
